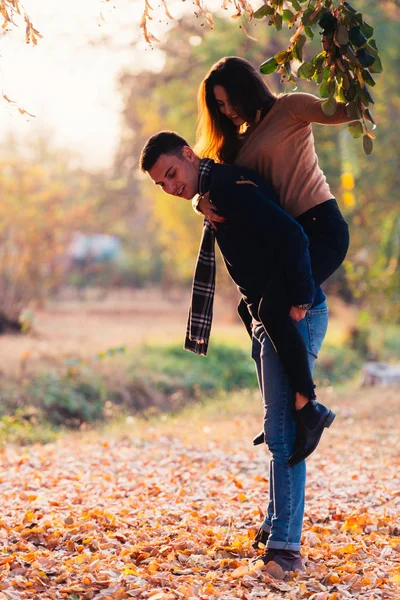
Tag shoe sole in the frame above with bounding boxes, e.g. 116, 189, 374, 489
253, 433, 264, 446
288, 410, 336, 466
324, 410, 336, 428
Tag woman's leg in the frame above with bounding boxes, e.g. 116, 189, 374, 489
299, 199, 350, 287
258, 200, 349, 400
258, 274, 317, 401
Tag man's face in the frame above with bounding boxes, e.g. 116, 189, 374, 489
148, 147, 199, 200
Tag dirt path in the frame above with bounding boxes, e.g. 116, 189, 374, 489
0, 387, 398, 599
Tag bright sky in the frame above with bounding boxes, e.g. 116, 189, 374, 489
0, 0, 169, 168
0, 0, 242, 168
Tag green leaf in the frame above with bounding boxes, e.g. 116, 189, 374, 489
369, 55, 383, 74
274, 12, 283, 31
321, 95, 337, 116
289, 0, 302, 10
302, 7, 315, 26
364, 108, 375, 125
304, 26, 314, 39
349, 26, 368, 47
343, 1, 358, 14
319, 11, 337, 34
368, 39, 378, 52
348, 121, 363, 138
311, 51, 326, 66
319, 79, 333, 98
260, 57, 279, 75
284, 62, 296, 83
297, 61, 315, 79
282, 9, 295, 21
362, 69, 376, 87
274, 50, 289, 64
360, 84, 374, 105
356, 48, 376, 68
346, 81, 357, 101
293, 34, 307, 61
313, 68, 324, 84
254, 4, 274, 19
337, 87, 347, 103
360, 21, 374, 39
346, 99, 361, 120
363, 134, 373, 155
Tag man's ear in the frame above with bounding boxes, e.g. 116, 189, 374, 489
182, 145, 195, 162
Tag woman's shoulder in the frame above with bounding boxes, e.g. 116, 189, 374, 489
277, 92, 321, 112
259, 93, 309, 118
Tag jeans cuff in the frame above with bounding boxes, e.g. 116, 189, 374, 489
262, 521, 271, 533
267, 541, 301, 551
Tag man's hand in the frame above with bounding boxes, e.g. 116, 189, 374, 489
197, 192, 226, 229
289, 306, 307, 322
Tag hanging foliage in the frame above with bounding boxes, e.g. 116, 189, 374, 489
256, 0, 381, 154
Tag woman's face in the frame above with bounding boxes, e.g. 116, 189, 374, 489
213, 85, 245, 127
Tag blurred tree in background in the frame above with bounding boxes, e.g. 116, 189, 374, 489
0, 134, 157, 326
0, 137, 95, 324
117, 1, 399, 321
0, 0, 398, 324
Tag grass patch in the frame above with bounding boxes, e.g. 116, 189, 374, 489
128, 342, 256, 397
1, 326, 398, 446
315, 344, 363, 385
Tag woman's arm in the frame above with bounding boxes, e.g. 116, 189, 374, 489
285, 92, 358, 125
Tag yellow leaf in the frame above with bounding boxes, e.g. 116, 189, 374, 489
23, 510, 35, 523
231, 564, 250, 578
123, 567, 139, 575
342, 192, 355, 207
341, 172, 354, 190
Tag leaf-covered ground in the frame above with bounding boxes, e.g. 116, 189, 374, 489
0, 387, 399, 599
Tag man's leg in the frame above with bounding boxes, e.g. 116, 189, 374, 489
252, 302, 329, 573
251, 334, 274, 543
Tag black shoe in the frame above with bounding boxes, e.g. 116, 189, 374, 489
288, 401, 335, 466
253, 430, 265, 446
256, 549, 304, 579
252, 525, 269, 549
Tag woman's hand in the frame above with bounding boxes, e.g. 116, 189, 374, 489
197, 192, 226, 229
289, 306, 307, 322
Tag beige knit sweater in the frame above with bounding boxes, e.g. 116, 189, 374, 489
235, 92, 354, 218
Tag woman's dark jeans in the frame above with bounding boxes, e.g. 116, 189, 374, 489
257, 199, 349, 400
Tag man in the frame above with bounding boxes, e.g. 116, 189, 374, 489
139, 131, 333, 577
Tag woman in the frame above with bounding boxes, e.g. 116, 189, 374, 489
194, 55, 352, 422
193, 56, 355, 573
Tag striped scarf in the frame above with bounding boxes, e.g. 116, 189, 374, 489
184, 159, 215, 356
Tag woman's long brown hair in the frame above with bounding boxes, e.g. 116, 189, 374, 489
195, 56, 277, 164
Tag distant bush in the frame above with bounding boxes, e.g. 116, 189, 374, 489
315, 345, 363, 385
0, 334, 394, 444
128, 343, 257, 401
29, 371, 105, 427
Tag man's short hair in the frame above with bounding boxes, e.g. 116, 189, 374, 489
139, 131, 190, 172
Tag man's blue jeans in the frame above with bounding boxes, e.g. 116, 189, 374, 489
251, 300, 329, 550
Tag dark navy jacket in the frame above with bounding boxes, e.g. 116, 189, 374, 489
206, 162, 325, 311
